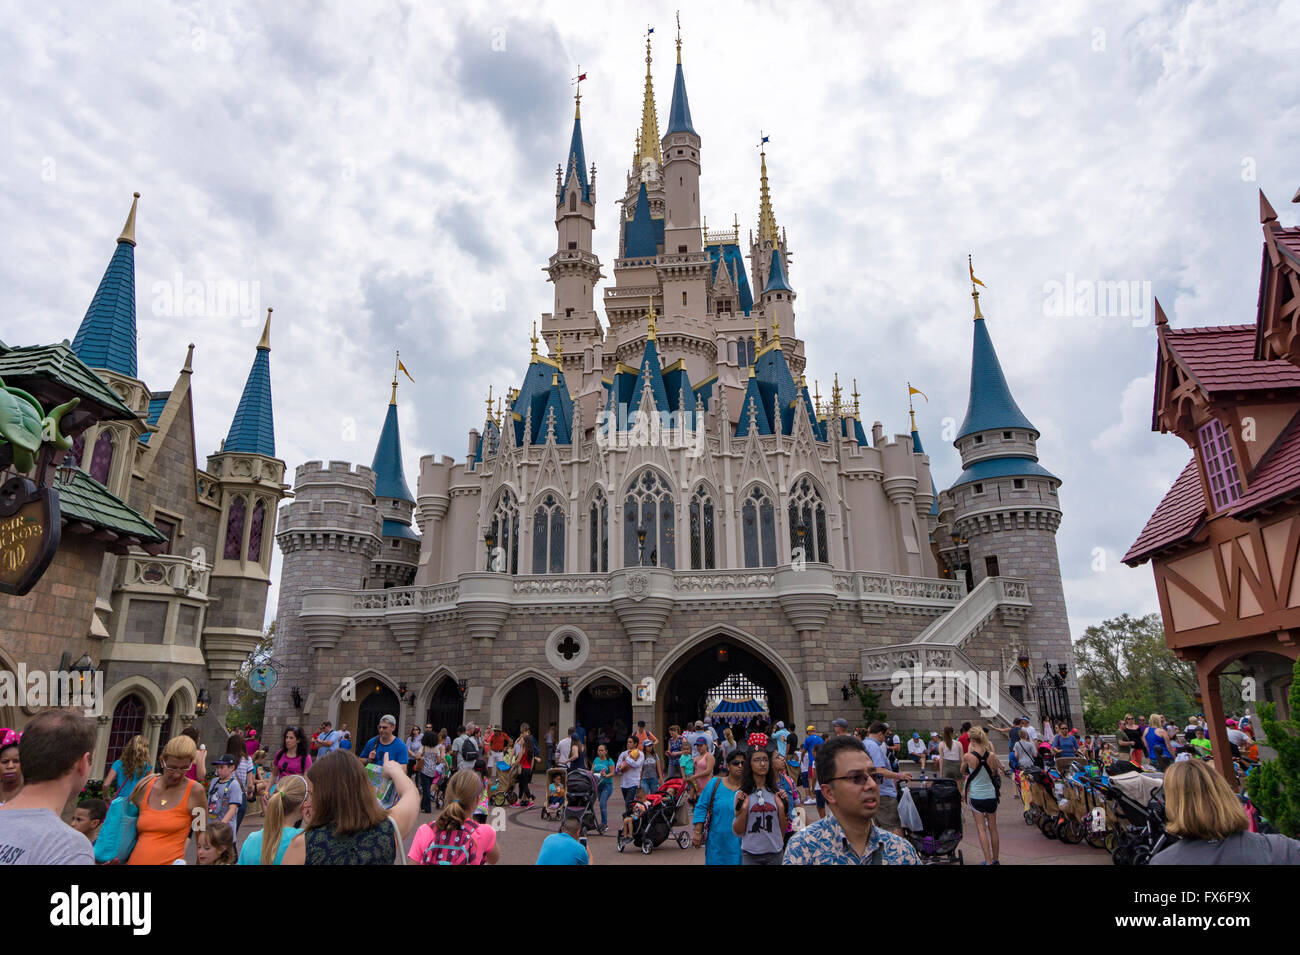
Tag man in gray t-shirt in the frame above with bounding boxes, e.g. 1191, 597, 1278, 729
0, 809, 94, 865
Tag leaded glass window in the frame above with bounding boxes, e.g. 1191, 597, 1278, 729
589, 488, 609, 572
248, 499, 266, 563
1198, 419, 1243, 510
223, 497, 245, 560
689, 485, 716, 570
788, 476, 830, 564
488, 489, 520, 574
742, 486, 778, 567
532, 494, 565, 574
90, 430, 114, 485
623, 470, 675, 568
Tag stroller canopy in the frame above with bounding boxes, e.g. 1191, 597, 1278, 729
710, 698, 768, 718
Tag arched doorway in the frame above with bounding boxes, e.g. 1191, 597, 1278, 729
105, 694, 147, 775
356, 681, 401, 756
426, 678, 464, 736
576, 678, 632, 754
659, 634, 792, 734
501, 676, 560, 767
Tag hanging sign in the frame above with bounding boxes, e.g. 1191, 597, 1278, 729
0, 477, 61, 597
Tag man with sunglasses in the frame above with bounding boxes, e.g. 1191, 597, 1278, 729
782, 735, 920, 865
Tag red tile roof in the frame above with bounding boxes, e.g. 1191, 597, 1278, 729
1275, 227, 1300, 268
1232, 409, 1300, 516
1124, 459, 1206, 565
1166, 325, 1300, 393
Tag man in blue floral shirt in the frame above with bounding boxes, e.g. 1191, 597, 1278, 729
783, 735, 921, 865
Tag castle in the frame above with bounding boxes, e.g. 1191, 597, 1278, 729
265, 32, 1083, 746
0, 194, 285, 767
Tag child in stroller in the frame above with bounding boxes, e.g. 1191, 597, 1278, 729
617, 777, 693, 856
562, 767, 599, 835
540, 768, 566, 821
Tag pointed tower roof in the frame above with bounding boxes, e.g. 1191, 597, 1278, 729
627, 337, 671, 416
764, 248, 792, 293
625, 182, 659, 257
371, 387, 415, 503
665, 59, 696, 136
561, 105, 591, 205
956, 287, 1036, 440
635, 34, 662, 169
758, 146, 779, 243
223, 308, 276, 456
71, 193, 140, 377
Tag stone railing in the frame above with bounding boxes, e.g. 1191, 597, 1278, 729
119, 554, 211, 601
837, 571, 966, 621
858, 644, 1031, 723
349, 584, 461, 612
908, 575, 1031, 646
674, 570, 777, 596
513, 575, 611, 598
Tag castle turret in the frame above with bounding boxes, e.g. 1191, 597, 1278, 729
203, 308, 287, 686
369, 375, 420, 588
939, 265, 1081, 726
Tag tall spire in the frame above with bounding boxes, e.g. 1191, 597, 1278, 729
956, 267, 1037, 440
758, 139, 778, 243
635, 31, 662, 170
223, 310, 276, 457
71, 192, 140, 377
371, 385, 414, 503
665, 16, 696, 136
561, 78, 591, 205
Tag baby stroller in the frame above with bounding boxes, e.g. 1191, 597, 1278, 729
899, 777, 964, 864
539, 768, 566, 821
1096, 766, 1172, 865
617, 777, 693, 856
562, 767, 599, 835
489, 754, 520, 807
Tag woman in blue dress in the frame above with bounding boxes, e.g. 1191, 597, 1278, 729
691, 748, 745, 864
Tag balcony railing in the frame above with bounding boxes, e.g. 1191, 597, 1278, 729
119, 554, 211, 601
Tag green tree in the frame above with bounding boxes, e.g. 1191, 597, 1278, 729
225, 621, 274, 734
1245, 658, 1300, 837
852, 684, 886, 726
1074, 613, 1246, 732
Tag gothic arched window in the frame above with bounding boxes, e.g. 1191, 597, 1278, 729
623, 470, 675, 569
788, 476, 829, 564
488, 489, 520, 574
742, 485, 778, 567
223, 497, 246, 560
248, 499, 266, 563
89, 430, 114, 485
589, 488, 609, 573
532, 493, 565, 574
689, 485, 716, 570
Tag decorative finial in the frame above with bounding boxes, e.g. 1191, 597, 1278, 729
556, 336, 563, 365
1154, 297, 1168, 328
636, 27, 662, 170
771, 312, 781, 343
675, 10, 682, 63
1260, 189, 1278, 224
573, 66, 586, 119
813, 379, 822, 415
646, 296, 657, 341
257, 307, 272, 351
496, 396, 503, 427
531, 320, 539, 359
117, 192, 140, 246
182, 343, 195, 375
907, 384, 928, 431
832, 373, 842, 415
486, 384, 494, 421
853, 378, 861, 417
757, 135, 777, 243
968, 254, 986, 321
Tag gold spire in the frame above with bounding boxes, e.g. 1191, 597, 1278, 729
556, 336, 564, 365
831, 373, 843, 416
485, 384, 494, 422
635, 31, 662, 170
117, 192, 140, 246
646, 296, 657, 341
968, 254, 986, 321
813, 379, 822, 415
496, 396, 503, 427
758, 140, 778, 244
852, 378, 861, 418
771, 311, 781, 343
530, 321, 539, 359
256, 307, 272, 351
675, 10, 682, 63
573, 65, 583, 119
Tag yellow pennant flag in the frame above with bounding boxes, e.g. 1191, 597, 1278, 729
969, 258, 987, 289
908, 385, 928, 402
397, 358, 415, 383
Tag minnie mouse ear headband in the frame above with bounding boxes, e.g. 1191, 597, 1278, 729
0, 728, 20, 750
747, 733, 769, 750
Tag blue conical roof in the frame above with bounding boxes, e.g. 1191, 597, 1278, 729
371, 400, 414, 502
561, 115, 591, 205
72, 240, 137, 377
627, 337, 671, 417
956, 315, 1036, 439
764, 249, 791, 293
625, 182, 658, 258
666, 61, 696, 135
223, 344, 275, 456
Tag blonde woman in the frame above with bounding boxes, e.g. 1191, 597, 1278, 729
240, 773, 309, 865
1152, 759, 1300, 864
96, 734, 151, 863
407, 769, 500, 864
961, 727, 1002, 865
127, 735, 207, 865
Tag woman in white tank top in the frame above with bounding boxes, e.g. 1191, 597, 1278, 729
938, 726, 963, 781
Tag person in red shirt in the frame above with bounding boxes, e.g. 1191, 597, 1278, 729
635, 721, 658, 747
958, 722, 971, 754
486, 726, 512, 777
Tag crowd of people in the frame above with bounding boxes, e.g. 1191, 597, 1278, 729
0, 702, 1294, 867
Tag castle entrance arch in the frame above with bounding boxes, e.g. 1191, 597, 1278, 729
426, 678, 463, 736
657, 631, 795, 735
355, 681, 401, 758
500, 675, 561, 767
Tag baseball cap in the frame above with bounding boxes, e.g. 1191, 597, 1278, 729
911, 732, 920, 739
831, 718, 849, 729
213, 755, 235, 766
1226, 718, 1238, 727
929, 732, 938, 737
775, 721, 784, 729
806, 725, 816, 733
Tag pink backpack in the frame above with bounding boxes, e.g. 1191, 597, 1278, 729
419, 820, 480, 865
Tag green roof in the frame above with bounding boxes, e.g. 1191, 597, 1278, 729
0, 342, 138, 421
57, 470, 165, 544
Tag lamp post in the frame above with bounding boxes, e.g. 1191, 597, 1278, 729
195, 688, 211, 717
637, 524, 647, 566
484, 530, 496, 571
457, 679, 468, 700
290, 686, 304, 709
55, 454, 78, 487
559, 677, 571, 703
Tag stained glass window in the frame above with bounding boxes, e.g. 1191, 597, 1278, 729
1198, 419, 1243, 509
489, 489, 520, 574
531, 494, 565, 574
104, 694, 146, 775
624, 470, 674, 568
788, 477, 830, 565
743, 486, 778, 567
689, 486, 716, 570
589, 489, 608, 572
248, 500, 265, 563
89, 430, 114, 485
223, 497, 245, 560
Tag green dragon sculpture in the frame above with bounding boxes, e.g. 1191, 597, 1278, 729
0, 376, 80, 474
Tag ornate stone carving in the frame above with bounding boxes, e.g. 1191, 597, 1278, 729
626, 571, 650, 602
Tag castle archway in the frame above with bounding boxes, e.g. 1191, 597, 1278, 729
655, 628, 798, 736
496, 670, 561, 766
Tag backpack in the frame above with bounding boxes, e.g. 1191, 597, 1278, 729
419, 820, 480, 866
972, 750, 1001, 796
460, 736, 479, 764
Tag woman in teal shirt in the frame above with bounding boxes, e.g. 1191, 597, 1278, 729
691, 750, 745, 865
591, 744, 616, 834
238, 774, 307, 865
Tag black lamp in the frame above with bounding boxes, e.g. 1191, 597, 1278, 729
560, 677, 571, 703
637, 524, 647, 566
484, 530, 496, 570
849, 673, 859, 691
56, 453, 79, 487
457, 679, 469, 699
290, 686, 304, 709
195, 687, 211, 717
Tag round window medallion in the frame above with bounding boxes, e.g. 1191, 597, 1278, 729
545, 626, 589, 672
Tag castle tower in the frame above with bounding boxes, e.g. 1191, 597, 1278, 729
543, 81, 603, 381
759, 248, 798, 372
749, 143, 790, 295
265, 460, 382, 732
369, 375, 420, 588
940, 271, 1082, 727
203, 309, 288, 685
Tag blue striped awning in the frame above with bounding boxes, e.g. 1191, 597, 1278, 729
711, 698, 767, 717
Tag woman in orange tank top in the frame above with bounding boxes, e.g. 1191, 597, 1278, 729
127, 736, 207, 865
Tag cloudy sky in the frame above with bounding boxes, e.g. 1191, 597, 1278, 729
4, 1, 1298, 637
